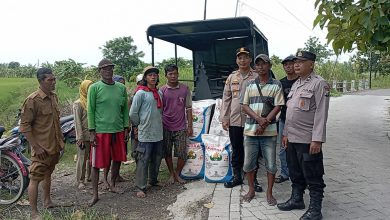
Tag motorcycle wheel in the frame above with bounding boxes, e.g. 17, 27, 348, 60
0, 154, 28, 205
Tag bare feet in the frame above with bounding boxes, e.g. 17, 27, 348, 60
242, 191, 255, 203
88, 197, 99, 207
109, 186, 124, 194
102, 181, 110, 190
168, 175, 175, 184
136, 191, 146, 198
266, 194, 277, 206
43, 200, 56, 209
175, 173, 186, 184
78, 182, 86, 190
116, 175, 126, 182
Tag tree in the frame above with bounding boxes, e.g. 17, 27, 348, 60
270, 55, 282, 65
314, 0, 390, 54
156, 57, 193, 70
8, 61, 20, 69
303, 36, 334, 63
100, 36, 145, 81
52, 59, 85, 87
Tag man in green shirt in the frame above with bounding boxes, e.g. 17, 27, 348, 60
87, 59, 129, 206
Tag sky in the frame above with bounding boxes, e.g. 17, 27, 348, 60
0, 0, 350, 66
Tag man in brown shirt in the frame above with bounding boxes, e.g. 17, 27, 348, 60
19, 67, 64, 220
221, 47, 258, 188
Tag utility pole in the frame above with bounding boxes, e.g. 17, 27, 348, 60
235, 0, 239, 17
204, 0, 207, 20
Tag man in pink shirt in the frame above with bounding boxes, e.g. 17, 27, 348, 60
160, 64, 193, 183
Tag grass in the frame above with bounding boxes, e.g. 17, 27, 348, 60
0, 78, 79, 130
372, 75, 390, 89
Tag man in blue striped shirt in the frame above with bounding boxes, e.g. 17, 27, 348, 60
241, 54, 284, 204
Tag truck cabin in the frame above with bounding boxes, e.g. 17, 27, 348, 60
146, 16, 268, 100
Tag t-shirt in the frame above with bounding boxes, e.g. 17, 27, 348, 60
279, 76, 298, 122
129, 90, 163, 142
87, 81, 129, 133
160, 83, 192, 132
241, 78, 284, 136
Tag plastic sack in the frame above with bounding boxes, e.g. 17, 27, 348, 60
203, 134, 233, 183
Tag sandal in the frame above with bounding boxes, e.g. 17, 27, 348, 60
275, 175, 289, 183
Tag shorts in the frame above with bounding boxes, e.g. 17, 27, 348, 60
29, 153, 60, 181
243, 136, 277, 174
91, 131, 127, 168
163, 129, 187, 160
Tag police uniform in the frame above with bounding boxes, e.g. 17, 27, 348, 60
278, 51, 330, 220
220, 47, 258, 187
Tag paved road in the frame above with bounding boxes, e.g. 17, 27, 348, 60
206, 89, 390, 220
169, 89, 390, 220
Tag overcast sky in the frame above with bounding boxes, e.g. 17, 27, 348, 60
0, 0, 348, 66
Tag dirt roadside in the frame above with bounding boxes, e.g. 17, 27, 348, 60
1, 162, 189, 220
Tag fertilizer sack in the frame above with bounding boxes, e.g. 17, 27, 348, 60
203, 134, 233, 183
190, 99, 216, 142
208, 98, 229, 137
180, 141, 205, 180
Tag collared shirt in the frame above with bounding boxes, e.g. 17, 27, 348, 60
221, 70, 258, 127
73, 100, 90, 141
241, 77, 284, 136
284, 72, 330, 144
19, 88, 64, 156
160, 83, 192, 132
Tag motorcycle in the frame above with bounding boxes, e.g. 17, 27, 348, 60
0, 111, 75, 205
0, 126, 31, 205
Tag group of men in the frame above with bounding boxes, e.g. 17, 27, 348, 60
221, 47, 329, 220
19, 46, 329, 220
19, 60, 193, 219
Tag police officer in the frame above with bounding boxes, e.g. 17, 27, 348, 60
221, 47, 258, 188
277, 51, 330, 220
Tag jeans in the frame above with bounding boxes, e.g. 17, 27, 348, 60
243, 136, 277, 174
135, 141, 163, 191
278, 120, 289, 178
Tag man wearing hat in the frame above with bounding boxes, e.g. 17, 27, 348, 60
275, 55, 299, 184
241, 54, 284, 204
221, 47, 258, 189
87, 58, 129, 206
277, 51, 330, 220
129, 66, 164, 198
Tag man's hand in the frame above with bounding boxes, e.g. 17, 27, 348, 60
90, 131, 96, 147
76, 139, 82, 147
282, 136, 288, 149
222, 122, 229, 131
187, 126, 193, 137
124, 128, 129, 142
33, 145, 48, 160
309, 141, 322, 154
133, 127, 138, 141
255, 126, 265, 135
256, 117, 270, 129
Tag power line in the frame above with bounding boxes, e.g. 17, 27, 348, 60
276, 0, 312, 31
